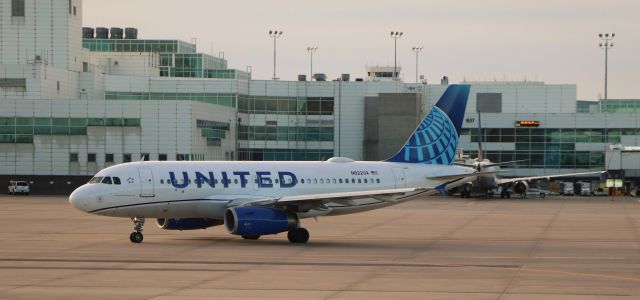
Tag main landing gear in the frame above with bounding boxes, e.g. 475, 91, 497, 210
129, 217, 145, 243
287, 227, 309, 244
240, 227, 310, 243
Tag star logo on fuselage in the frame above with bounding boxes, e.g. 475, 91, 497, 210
127, 177, 134, 184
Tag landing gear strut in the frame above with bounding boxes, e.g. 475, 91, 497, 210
129, 217, 145, 243
287, 227, 309, 243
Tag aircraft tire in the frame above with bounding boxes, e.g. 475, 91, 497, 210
287, 228, 309, 244
242, 235, 260, 240
130, 232, 143, 243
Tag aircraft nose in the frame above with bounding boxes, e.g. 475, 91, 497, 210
69, 186, 91, 212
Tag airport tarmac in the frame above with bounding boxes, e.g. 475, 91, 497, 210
0, 195, 639, 300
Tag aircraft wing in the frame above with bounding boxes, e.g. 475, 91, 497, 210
495, 171, 604, 186
221, 187, 435, 216
276, 187, 429, 203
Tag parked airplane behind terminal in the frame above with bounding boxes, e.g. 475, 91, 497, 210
70, 85, 479, 244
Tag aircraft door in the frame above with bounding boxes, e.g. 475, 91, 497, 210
392, 167, 407, 188
138, 168, 155, 197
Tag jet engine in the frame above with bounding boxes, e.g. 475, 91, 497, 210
225, 207, 299, 236
513, 181, 529, 194
156, 218, 223, 230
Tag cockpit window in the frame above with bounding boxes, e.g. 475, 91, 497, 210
89, 176, 103, 184
113, 177, 121, 185
102, 177, 113, 184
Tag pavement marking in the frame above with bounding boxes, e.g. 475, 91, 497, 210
524, 267, 640, 282
0, 257, 521, 269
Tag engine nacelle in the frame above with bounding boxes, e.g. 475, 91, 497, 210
513, 181, 529, 194
225, 207, 298, 236
156, 218, 223, 230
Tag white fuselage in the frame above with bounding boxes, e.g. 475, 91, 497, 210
69, 160, 474, 220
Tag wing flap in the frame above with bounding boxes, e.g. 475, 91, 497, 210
427, 171, 496, 181
496, 171, 604, 185
276, 187, 428, 204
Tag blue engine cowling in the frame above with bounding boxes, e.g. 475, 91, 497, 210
156, 218, 223, 230
224, 207, 299, 236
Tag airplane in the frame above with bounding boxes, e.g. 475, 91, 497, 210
453, 114, 603, 198
69, 85, 482, 244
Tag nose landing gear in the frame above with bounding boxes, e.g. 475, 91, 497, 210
129, 217, 145, 243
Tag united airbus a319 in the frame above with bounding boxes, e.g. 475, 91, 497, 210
70, 85, 479, 244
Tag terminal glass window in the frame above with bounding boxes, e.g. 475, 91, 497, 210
238, 96, 334, 115
123, 154, 132, 163
69, 153, 78, 162
238, 126, 334, 142
462, 127, 624, 169
12, 0, 25, 17
105, 153, 114, 163
238, 149, 333, 161
88, 153, 96, 162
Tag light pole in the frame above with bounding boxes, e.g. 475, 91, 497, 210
269, 30, 283, 80
412, 46, 423, 84
390, 31, 403, 79
598, 33, 615, 111
306, 46, 317, 80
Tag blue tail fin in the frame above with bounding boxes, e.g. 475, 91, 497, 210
385, 84, 470, 165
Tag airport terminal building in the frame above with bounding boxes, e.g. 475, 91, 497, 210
1, 0, 638, 191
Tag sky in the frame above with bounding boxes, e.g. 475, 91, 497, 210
83, 0, 639, 101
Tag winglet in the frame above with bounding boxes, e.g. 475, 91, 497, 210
436, 183, 448, 196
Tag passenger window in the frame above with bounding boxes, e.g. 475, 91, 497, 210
351, 179, 355, 183
320, 179, 324, 184
376, 179, 380, 183
364, 179, 368, 183
314, 179, 318, 184
275, 179, 279, 184
102, 177, 112, 184
301, 179, 305, 184
234, 179, 238, 184
339, 179, 342, 183
358, 179, 361, 183
307, 178, 311, 183
113, 177, 121, 185
333, 179, 337, 184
